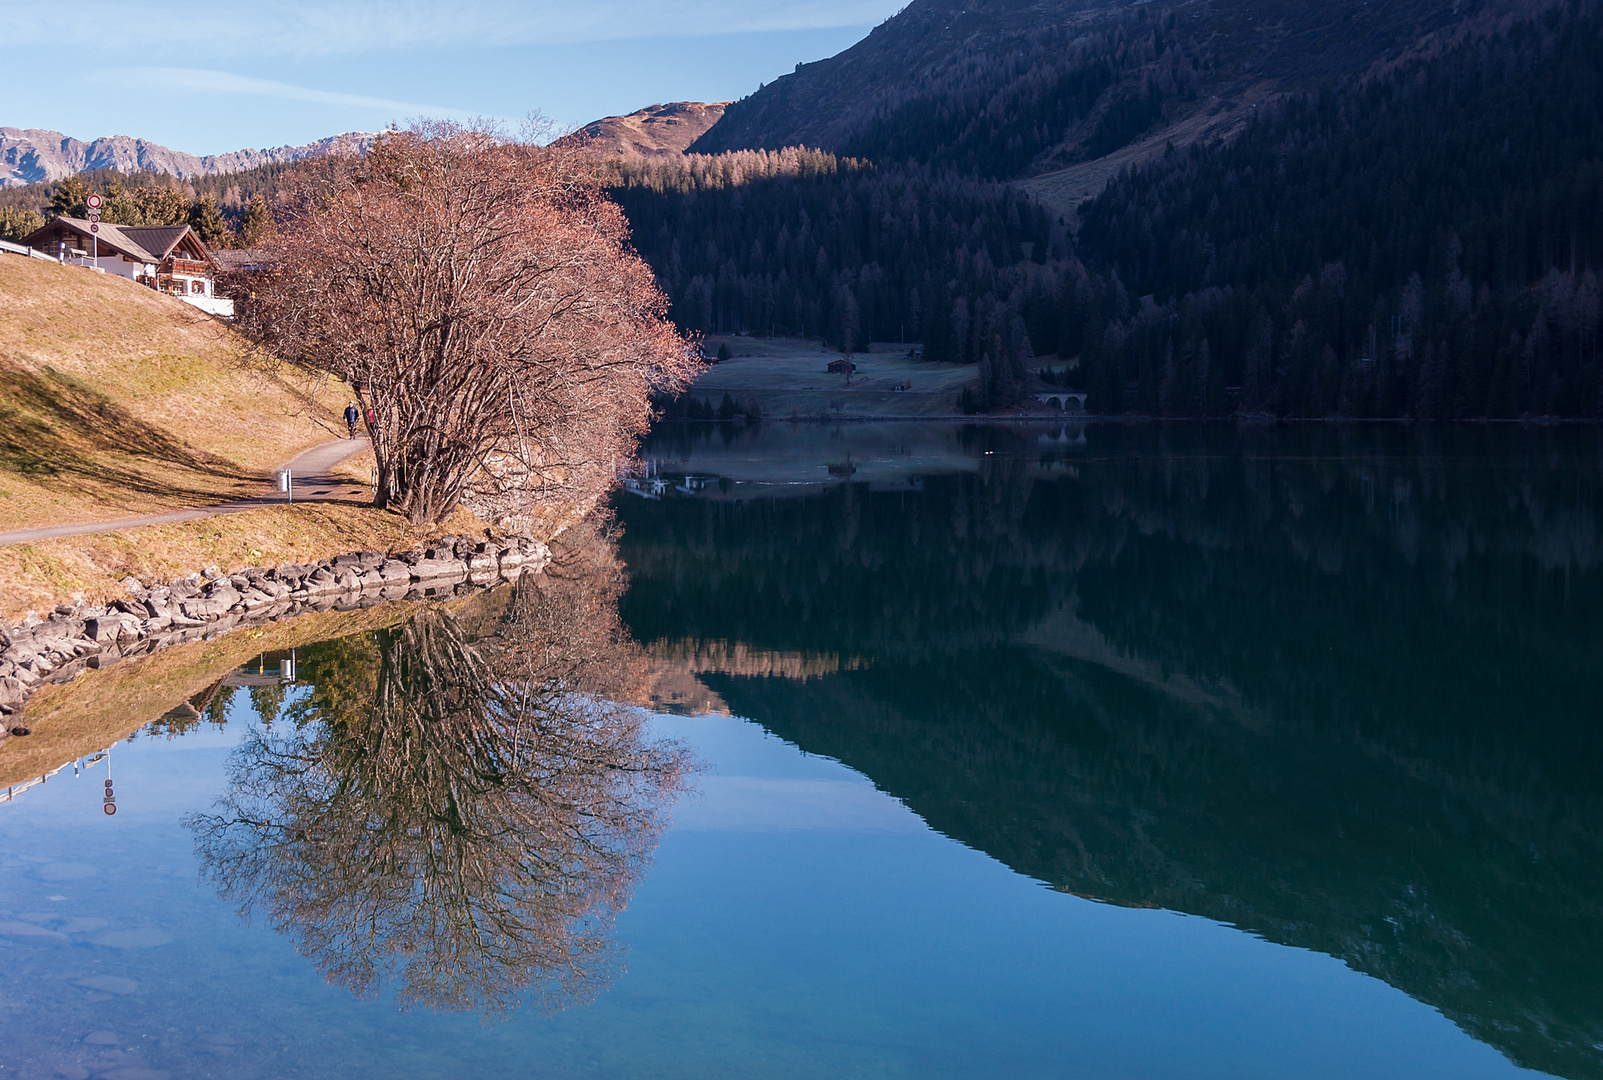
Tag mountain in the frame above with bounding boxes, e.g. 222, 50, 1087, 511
614, 0, 1603, 418
561, 102, 729, 159
0, 128, 378, 190
690, 0, 1545, 198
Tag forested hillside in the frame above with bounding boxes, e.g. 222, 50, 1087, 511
0, 161, 295, 246
1073, 0, 1603, 417
693, 0, 1481, 176
620, 0, 1603, 417
609, 149, 1060, 395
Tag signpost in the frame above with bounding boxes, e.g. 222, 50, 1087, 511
85, 193, 102, 269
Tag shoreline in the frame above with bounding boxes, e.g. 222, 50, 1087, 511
0, 532, 549, 744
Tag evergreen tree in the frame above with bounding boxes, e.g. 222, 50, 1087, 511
0, 206, 44, 242
239, 193, 276, 246
47, 175, 90, 219
189, 192, 233, 246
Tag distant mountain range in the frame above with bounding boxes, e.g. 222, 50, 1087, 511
0, 128, 378, 190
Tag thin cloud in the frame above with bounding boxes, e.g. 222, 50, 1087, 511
100, 68, 487, 124
17, 0, 897, 58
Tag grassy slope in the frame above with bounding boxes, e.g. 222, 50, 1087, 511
0, 252, 497, 619
0, 252, 345, 529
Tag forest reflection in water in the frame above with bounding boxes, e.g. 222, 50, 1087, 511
184, 536, 693, 1017
621, 420, 1603, 1080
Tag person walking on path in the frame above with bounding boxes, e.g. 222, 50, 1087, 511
344, 401, 361, 439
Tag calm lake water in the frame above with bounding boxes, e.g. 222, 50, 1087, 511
3, 422, 1601, 1079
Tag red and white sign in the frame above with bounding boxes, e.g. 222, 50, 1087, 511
89, 223, 99, 233
86, 194, 103, 210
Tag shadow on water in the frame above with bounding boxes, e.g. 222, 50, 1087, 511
618, 421, 1603, 1080
185, 538, 694, 1017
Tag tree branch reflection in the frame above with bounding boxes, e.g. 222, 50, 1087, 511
186, 550, 692, 1016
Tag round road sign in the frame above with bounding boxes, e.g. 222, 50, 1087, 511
86, 193, 103, 210
90, 223, 99, 233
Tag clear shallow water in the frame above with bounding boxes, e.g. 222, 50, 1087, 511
0, 713, 1538, 1080
4, 422, 1601, 1079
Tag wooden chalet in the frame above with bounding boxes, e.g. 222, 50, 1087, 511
22, 217, 232, 316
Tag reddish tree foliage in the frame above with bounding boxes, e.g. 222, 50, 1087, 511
232, 123, 700, 526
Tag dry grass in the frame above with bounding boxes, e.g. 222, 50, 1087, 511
693, 336, 978, 418
0, 253, 347, 530
0, 502, 492, 621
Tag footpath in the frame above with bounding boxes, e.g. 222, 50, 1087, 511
0, 438, 373, 546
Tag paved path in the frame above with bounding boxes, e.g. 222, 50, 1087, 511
0, 437, 373, 546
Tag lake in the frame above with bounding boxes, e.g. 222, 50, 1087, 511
2, 421, 1600, 1079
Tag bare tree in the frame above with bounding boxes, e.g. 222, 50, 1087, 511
231, 122, 700, 526
186, 542, 693, 1016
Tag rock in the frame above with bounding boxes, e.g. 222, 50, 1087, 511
238, 589, 275, 611
410, 559, 467, 583
179, 597, 229, 620
93, 928, 173, 949
374, 559, 413, 585
85, 615, 140, 645
0, 920, 66, 940
334, 551, 384, 571
75, 975, 138, 995
83, 1032, 121, 1046
55, 1064, 92, 1080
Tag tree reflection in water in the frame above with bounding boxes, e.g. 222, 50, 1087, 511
187, 542, 693, 1016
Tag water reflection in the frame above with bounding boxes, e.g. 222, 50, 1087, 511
620, 422, 1603, 1080
187, 542, 692, 1016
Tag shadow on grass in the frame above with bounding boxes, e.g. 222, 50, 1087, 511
0, 361, 262, 503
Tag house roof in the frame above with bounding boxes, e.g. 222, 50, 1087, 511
21, 217, 213, 267
210, 248, 269, 272
118, 224, 194, 261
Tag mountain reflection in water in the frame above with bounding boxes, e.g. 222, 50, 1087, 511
620, 421, 1603, 1080
187, 540, 693, 1016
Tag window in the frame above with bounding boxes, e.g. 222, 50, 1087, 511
191, 279, 206, 295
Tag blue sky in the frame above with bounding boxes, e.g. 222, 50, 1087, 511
6, 1, 898, 155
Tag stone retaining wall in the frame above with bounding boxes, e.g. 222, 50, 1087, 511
0, 532, 550, 739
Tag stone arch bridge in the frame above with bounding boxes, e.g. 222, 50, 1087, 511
1034, 392, 1088, 411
